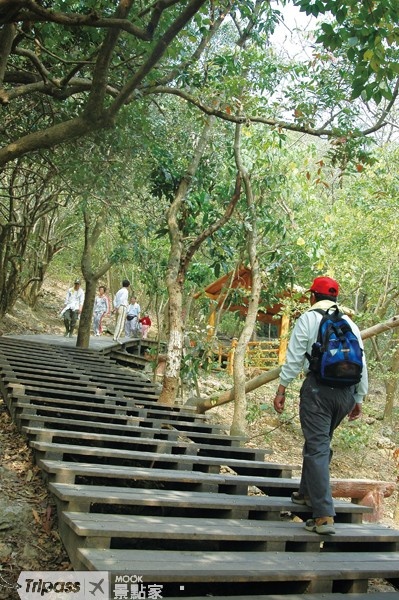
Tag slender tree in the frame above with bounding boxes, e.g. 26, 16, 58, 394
159, 116, 241, 404
230, 122, 262, 437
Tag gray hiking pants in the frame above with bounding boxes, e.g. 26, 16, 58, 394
298, 373, 356, 518
63, 309, 79, 334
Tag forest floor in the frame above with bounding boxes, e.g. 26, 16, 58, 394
0, 280, 398, 597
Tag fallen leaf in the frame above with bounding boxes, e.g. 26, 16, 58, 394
32, 509, 41, 524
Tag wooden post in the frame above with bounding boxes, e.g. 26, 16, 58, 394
278, 313, 290, 365
227, 338, 238, 375
207, 309, 216, 340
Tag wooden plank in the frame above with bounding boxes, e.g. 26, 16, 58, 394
29, 439, 299, 480
13, 393, 148, 414
23, 426, 273, 463
19, 414, 250, 448
24, 429, 293, 476
11, 394, 221, 433
31, 441, 295, 484
40, 460, 371, 520
62, 512, 399, 546
39, 458, 277, 489
6, 384, 204, 420
0, 360, 87, 376
1, 370, 100, 387
5, 379, 111, 396
13, 402, 236, 440
48, 482, 372, 521
3, 363, 160, 394
4, 377, 161, 405
15, 394, 192, 422
76, 548, 399, 582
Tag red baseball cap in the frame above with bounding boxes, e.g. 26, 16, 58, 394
309, 276, 339, 297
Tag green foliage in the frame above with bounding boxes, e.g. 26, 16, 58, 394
334, 420, 373, 451
295, 0, 399, 102
215, 312, 243, 339
180, 328, 218, 392
246, 400, 274, 424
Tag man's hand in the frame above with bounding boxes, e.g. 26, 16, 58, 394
348, 403, 362, 421
273, 391, 286, 414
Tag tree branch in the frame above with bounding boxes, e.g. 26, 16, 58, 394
108, 0, 208, 117
0, 0, 150, 40
182, 171, 242, 273
0, 22, 15, 94
143, 85, 391, 139
0, 116, 96, 166
85, 0, 134, 118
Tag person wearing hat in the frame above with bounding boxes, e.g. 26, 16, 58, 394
113, 279, 130, 343
273, 276, 368, 535
62, 279, 85, 337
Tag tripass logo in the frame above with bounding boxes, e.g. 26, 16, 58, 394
16, 571, 109, 599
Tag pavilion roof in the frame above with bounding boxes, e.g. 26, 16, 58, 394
194, 266, 306, 324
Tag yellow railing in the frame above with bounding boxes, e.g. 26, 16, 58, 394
244, 340, 280, 370
216, 339, 280, 374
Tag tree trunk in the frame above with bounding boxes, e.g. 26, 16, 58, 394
158, 117, 215, 405
383, 329, 399, 421
230, 123, 261, 438
77, 207, 113, 348
361, 314, 399, 339
158, 280, 184, 405
76, 278, 96, 348
192, 366, 282, 413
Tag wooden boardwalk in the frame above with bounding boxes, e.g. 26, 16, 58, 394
0, 335, 398, 599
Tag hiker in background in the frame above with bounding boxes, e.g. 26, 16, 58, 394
125, 296, 141, 338
113, 279, 130, 343
93, 285, 110, 336
273, 276, 368, 536
139, 313, 152, 339
62, 279, 85, 337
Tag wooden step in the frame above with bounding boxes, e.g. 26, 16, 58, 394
12, 392, 175, 416
60, 513, 399, 559
7, 387, 208, 422
41, 461, 372, 523
15, 414, 250, 448
1, 352, 158, 382
2, 367, 161, 400
0, 349, 153, 385
12, 401, 225, 436
5, 379, 201, 416
22, 427, 276, 464
76, 549, 399, 594
48, 482, 373, 522
25, 429, 294, 477
40, 457, 298, 492
21, 388, 200, 416
109, 351, 150, 368
31, 441, 299, 485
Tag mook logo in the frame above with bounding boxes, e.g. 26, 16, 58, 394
17, 571, 109, 599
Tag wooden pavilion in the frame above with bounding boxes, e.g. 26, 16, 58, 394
194, 266, 307, 372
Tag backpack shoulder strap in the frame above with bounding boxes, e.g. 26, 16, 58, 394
309, 308, 326, 317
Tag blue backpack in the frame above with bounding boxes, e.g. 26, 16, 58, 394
306, 305, 363, 388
